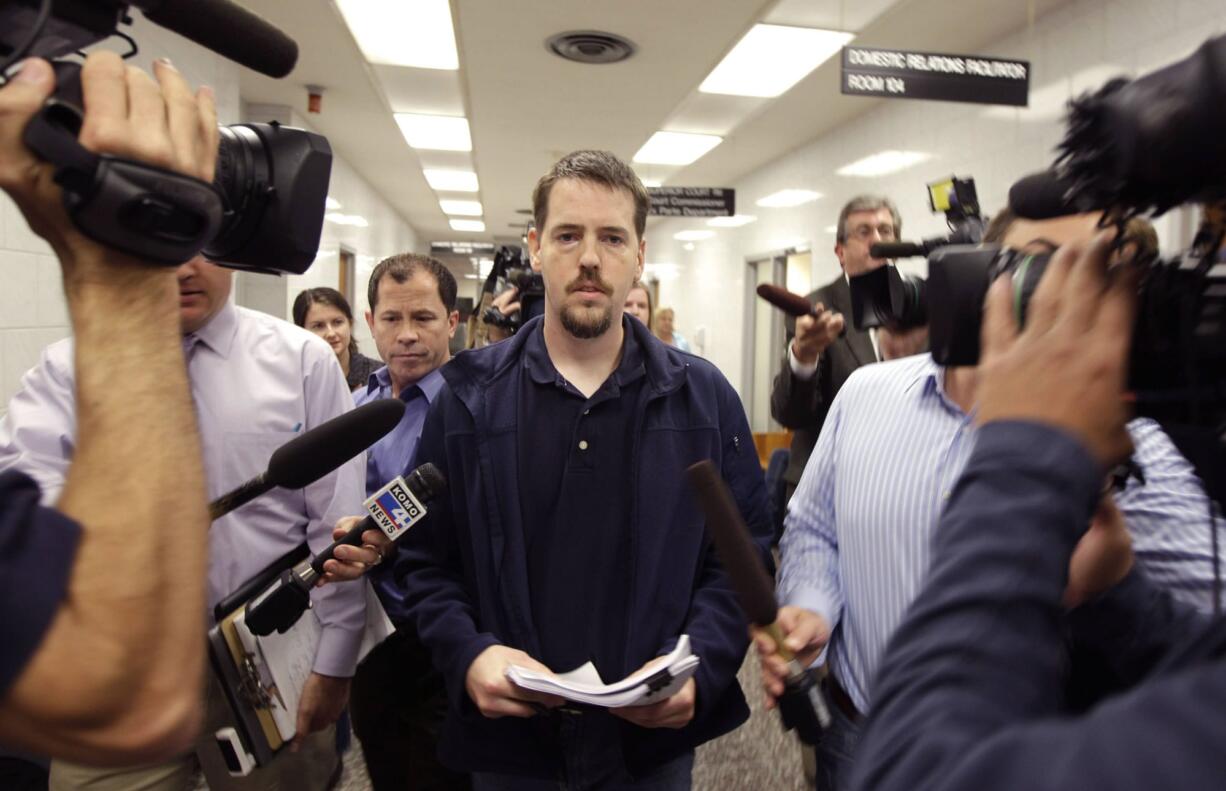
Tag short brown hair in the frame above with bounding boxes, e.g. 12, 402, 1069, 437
532, 150, 651, 240
367, 253, 457, 313
836, 195, 902, 244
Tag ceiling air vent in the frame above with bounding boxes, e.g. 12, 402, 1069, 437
546, 31, 636, 65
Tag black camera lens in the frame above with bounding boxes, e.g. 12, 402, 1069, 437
848, 265, 928, 331
204, 123, 333, 275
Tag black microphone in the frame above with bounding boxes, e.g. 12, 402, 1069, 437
209, 399, 406, 520
1008, 169, 1089, 220
243, 463, 447, 637
134, 0, 299, 78
685, 461, 830, 744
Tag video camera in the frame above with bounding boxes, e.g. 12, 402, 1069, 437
849, 176, 988, 331
866, 33, 1226, 427
0, 0, 331, 273
482, 245, 545, 333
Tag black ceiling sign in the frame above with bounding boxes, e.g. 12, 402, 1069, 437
840, 45, 1029, 107
648, 187, 735, 217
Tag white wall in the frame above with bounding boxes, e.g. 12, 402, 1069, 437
0, 17, 421, 415
650, 0, 1226, 424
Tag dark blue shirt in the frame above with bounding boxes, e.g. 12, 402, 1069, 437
0, 470, 80, 695
519, 321, 646, 679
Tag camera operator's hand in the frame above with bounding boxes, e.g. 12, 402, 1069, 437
791, 303, 845, 365
0, 53, 218, 275
976, 231, 1139, 469
486, 286, 521, 343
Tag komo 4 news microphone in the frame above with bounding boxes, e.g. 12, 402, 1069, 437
243, 463, 447, 637
686, 461, 831, 745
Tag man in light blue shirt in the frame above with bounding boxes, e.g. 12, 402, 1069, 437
764, 213, 1222, 791
347, 253, 467, 790
0, 256, 366, 790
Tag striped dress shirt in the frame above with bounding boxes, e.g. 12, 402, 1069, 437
778, 353, 1222, 715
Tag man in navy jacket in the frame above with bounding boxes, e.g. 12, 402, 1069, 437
394, 150, 771, 788
849, 232, 1226, 789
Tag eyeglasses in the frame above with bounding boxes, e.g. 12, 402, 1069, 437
848, 223, 896, 241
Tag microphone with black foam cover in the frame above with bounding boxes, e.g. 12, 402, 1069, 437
685, 461, 830, 744
134, 0, 299, 78
208, 398, 406, 521
870, 241, 929, 259
243, 463, 447, 637
1008, 169, 1090, 220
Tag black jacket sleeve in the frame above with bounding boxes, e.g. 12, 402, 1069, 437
850, 421, 1226, 791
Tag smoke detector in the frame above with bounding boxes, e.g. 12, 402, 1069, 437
546, 31, 636, 64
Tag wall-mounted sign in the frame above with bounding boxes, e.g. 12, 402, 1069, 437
840, 46, 1029, 107
648, 187, 735, 217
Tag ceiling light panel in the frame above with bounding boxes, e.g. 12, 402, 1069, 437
336, 0, 459, 70
633, 132, 723, 166
837, 150, 932, 177
395, 114, 472, 151
700, 24, 854, 98
674, 230, 716, 241
756, 189, 822, 208
707, 214, 757, 227
440, 199, 483, 216
450, 219, 486, 232
424, 169, 480, 192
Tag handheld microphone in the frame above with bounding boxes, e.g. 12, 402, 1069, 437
209, 399, 406, 521
686, 460, 830, 744
134, 0, 299, 78
243, 463, 447, 637
756, 284, 820, 318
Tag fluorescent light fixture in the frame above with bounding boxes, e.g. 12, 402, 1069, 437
325, 197, 341, 210
683, 243, 696, 251
464, 274, 482, 279
837, 150, 932, 177
700, 24, 854, 98
395, 114, 472, 151
325, 212, 369, 227
674, 230, 715, 241
449, 219, 486, 232
756, 189, 822, 208
633, 132, 722, 166
439, 199, 483, 216
424, 169, 479, 192
642, 178, 663, 188
336, 0, 458, 70
707, 214, 757, 228
824, 225, 838, 234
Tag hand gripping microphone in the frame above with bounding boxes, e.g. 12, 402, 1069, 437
243, 463, 447, 636
208, 399, 406, 521
685, 461, 831, 744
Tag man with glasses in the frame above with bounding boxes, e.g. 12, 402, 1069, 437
770, 196, 925, 504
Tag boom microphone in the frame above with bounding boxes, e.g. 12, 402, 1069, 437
208, 399, 406, 520
243, 463, 447, 637
685, 461, 831, 744
134, 0, 299, 78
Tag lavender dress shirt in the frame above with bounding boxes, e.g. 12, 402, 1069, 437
0, 302, 367, 677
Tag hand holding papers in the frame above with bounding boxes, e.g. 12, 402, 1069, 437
506, 635, 700, 709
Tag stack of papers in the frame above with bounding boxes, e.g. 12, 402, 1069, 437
506, 635, 700, 708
